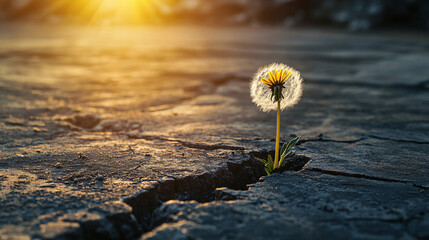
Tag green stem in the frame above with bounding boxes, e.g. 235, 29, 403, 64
274, 100, 280, 168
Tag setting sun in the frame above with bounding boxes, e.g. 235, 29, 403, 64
43, 0, 161, 25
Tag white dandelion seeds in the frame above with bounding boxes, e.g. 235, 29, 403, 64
249, 62, 303, 172
250, 62, 303, 112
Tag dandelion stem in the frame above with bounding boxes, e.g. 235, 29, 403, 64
274, 100, 281, 168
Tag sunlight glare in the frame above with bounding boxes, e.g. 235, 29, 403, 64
52, 0, 161, 25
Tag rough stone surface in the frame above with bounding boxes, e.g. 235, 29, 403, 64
0, 25, 428, 239
144, 171, 429, 240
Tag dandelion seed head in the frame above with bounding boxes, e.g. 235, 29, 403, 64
250, 62, 303, 112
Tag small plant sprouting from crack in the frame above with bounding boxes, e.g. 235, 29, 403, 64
256, 136, 300, 175
250, 63, 303, 175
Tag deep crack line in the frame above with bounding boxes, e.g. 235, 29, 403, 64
237, 134, 366, 146
296, 134, 366, 145
298, 137, 366, 145
368, 135, 429, 145
302, 168, 429, 190
124, 153, 311, 234
176, 140, 244, 150
123, 154, 265, 233
127, 133, 244, 150
305, 167, 407, 183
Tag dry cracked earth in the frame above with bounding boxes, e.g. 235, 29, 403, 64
0, 25, 429, 240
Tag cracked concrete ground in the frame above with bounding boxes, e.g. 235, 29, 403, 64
0, 25, 428, 239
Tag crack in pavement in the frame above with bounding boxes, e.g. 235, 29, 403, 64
368, 135, 429, 145
127, 133, 244, 151
236, 134, 366, 146
124, 154, 265, 232
124, 153, 310, 234
305, 167, 429, 190
297, 134, 366, 145
177, 140, 244, 150
289, 133, 428, 146
305, 167, 406, 183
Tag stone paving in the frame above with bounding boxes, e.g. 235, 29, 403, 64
0, 25, 428, 239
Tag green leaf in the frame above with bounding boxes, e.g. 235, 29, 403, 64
286, 136, 300, 152
279, 137, 300, 168
256, 157, 267, 165
280, 141, 288, 156
267, 155, 274, 170
278, 149, 291, 167
265, 168, 271, 175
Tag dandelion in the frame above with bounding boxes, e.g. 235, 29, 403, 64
250, 63, 303, 174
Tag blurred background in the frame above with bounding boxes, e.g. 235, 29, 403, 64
1, 0, 429, 31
